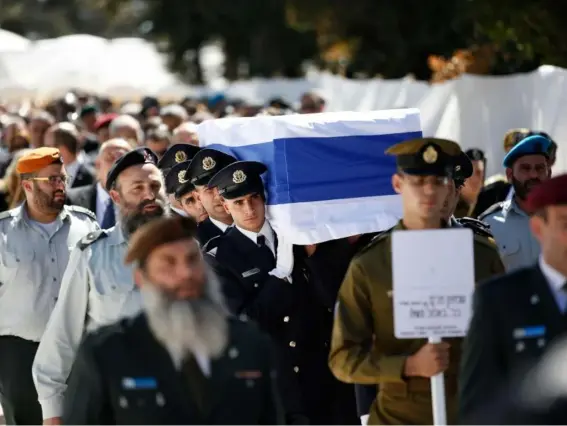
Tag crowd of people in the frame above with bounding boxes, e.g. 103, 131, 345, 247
0, 87, 566, 426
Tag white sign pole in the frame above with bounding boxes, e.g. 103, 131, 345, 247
428, 336, 447, 426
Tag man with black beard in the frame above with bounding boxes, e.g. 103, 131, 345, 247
62, 216, 283, 425
0, 147, 98, 425
33, 147, 170, 425
480, 135, 552, 271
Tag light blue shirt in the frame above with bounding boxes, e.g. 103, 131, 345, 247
33, 224, 142, 419
539, 255, 567, 313
0, 203, 98, 341
481, 198, 540, 272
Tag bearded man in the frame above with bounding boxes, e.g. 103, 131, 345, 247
32, 147, 170, 425
0, 147, 98, 425
61, 216, 283, 425
480, 135, 552, 271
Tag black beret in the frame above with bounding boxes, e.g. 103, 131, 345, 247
208, 161, 267, 200
106, 147, 158, 191
157, 143, 201, 172
465, 148, 485, 162
186, 148, 237, 186
385, 138, 460, 177
164, 161, 192, 195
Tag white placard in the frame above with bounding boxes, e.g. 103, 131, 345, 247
392, 228, 475, 339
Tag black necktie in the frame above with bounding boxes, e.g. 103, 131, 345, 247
257, 234, 275, 266
182, 355, 210, 414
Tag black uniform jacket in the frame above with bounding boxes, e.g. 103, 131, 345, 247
459, 264, 567, 424
66, 182, 97, 214
205, 226, 353, 424
197, 217, 225, 247
62, 314, 284, 425
70, 163, 96, 188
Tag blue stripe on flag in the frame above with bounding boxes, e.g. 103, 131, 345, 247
207, 130, 421, 205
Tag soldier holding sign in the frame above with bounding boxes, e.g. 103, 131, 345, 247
329, 138, 504, 425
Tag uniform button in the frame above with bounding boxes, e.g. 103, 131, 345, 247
283, 316, 290, 322
111, 285, 116, 290
15, 258, 19, 262
54, 297, 58, 302
52, 277, 56, 282
253, 283, 259, 288
327, 308, 332, 313
293, 366, 299, 373
51, 258, 55, 262
289, 341, 296, 347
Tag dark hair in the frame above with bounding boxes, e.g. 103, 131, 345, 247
52, 128, 79, 155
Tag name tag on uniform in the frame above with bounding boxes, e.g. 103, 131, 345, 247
242, 268, 260, 278
122, 377, 158, 390
513, 326, 546, 339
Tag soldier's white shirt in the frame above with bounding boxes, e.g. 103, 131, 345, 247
481, 198, 540, 272
32, 224, 142, 419
0, 202, 98, 342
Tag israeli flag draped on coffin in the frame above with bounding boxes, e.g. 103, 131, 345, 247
197, 108, 422, 245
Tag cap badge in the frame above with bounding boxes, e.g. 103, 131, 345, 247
423, 146, 438, 164
143, 151, 154, 163
178, 170, 188, 184
455, 165, 461, 172
175, 151, 187, 163
232, 170, 247, 184
202, 157, 216, 171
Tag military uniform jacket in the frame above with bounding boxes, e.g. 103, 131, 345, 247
62, 314, 284, 425
328, 221, 505, 425
458, 264, 567, 424
198, 217, 225, 246
205, 226, 332, 424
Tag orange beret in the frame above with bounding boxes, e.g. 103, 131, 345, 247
16, 147, 61, 174
526, 174, 567, 214
124, 216, 198, 266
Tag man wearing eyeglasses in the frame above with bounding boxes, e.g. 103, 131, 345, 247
0, 147, 99, 426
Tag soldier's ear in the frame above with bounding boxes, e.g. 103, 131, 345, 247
109, 188, 121, 205
392, 173, 403, 194
505, 167, 513, 183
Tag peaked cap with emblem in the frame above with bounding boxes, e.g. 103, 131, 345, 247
465, 148, 485, 162
106, 147, 158, 191
208, 160, 267, 199
185, 148, 237, 186
452, 150, 473, 186
503, 135, 551, 168
157, 143, 201, 172
164, 160, 192, 195
385, 137, 460, 177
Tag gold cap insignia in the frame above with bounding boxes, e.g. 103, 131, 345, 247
232, 170, 247, 184
178, 170, 188, 184
455, 165, 461, 172
143, 151, 154, 163
175, 151, 187, 163
202, 157, 216, 171
422, 146, 438, 164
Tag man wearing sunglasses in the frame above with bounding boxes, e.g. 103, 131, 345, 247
0, 147, 99, 425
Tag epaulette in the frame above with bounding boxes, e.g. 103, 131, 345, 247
77, 230, 109, 251
355, 227, 394, 258
66, 205, 97, 222
478, 202, 504, 220
483, 174, 507, 187
456, 217, 493, 239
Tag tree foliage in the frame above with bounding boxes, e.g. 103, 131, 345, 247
1, 0, 566, 83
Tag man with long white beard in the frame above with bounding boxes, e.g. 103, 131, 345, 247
61, 215, 283, 425
32, 147, 170, 425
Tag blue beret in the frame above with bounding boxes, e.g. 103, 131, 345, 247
503, 135, 551, 168
106, 147, 158, 191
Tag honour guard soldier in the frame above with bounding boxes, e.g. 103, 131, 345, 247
459, 173, 567, 424
206, 160, 346, 424
62, 216, 284, 425
329, 138, 505, 425
0, 147, 99, 425
480, 135, 551, 271
165, 161, 208, 222
185, 148, 236, 245
33, 147, 170, 425
157, 144, 201, 217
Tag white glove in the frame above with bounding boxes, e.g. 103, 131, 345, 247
268, 231, 294, 282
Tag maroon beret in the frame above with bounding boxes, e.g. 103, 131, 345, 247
526, 174, 567, 213
94, 113, 118, 131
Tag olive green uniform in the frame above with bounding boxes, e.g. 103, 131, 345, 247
328, 221, 505, 425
